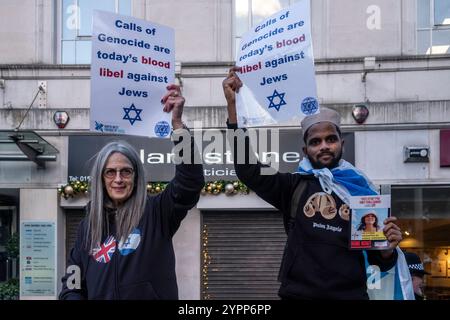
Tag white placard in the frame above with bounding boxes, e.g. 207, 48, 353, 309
235, 0, 318, 127
90, 11, 175, 138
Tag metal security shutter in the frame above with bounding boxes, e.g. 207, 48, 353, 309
202, 211, 287, 300
65, 210, 85, 261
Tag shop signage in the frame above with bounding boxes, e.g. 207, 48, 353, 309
68, 130, 354, 181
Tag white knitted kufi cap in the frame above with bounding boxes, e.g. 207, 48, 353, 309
301, 107, 341, 139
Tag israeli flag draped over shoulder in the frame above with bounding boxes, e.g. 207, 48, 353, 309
297, 157, 415, 300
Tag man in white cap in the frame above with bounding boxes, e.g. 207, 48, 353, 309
222, 67, 404, 299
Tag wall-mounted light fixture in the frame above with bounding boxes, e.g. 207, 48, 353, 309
53, 111, 70, 129
352, 104, 369, 124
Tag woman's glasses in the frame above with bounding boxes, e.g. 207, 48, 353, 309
103, 167, 134, 179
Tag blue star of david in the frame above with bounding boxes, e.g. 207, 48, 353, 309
123, 103, 143, 125
267, 89, 287, 112
155, 121, 170, 137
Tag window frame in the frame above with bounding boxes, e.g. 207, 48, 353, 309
417, 0, 450, 55
434, 0, 450, 26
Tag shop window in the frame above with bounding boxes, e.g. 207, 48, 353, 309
417, 0, 450, 54
234, 0, 299, 56
392, 185, 450, 300
61, 0, 131, 64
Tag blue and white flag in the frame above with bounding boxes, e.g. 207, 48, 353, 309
364, 248, 415, 300
297, 158, 378, 205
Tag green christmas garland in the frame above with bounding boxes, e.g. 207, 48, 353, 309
58, 180, 89, 199
202, 180, 249, 195
59, 179, 249, 199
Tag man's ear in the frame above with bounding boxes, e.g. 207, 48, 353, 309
302, 146, 307, 155
341, 138, 345, 153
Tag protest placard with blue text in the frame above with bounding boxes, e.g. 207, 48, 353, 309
90, 10, 174, 138
235, 0, 319, 127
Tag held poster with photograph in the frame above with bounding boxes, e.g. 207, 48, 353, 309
235, 0, 319, 128
349, 195, 391, 250
90, 10, 175, 138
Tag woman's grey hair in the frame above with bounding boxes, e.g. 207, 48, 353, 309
86, 141, 147, 252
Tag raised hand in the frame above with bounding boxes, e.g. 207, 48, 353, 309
161, 84, 185, 129
222, 67, 243, 124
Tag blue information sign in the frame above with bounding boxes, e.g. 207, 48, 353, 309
20, 221, 56, 297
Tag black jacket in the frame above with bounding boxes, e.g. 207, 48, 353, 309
227, 123, 397, 299
59, 138, 204, 300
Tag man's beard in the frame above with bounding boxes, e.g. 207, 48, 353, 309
309, 149, 343, 169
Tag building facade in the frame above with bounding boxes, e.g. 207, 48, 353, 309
0, 0, 449, 299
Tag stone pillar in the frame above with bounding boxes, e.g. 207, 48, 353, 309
19, 189, 64, 300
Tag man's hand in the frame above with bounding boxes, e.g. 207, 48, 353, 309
380, 216, 403, 259
161, 84, 185, 130
222, 67, 243, 124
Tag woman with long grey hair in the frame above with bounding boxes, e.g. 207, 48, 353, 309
86, 140, 147, 253
60, 84, 204, 300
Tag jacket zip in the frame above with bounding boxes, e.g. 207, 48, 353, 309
109, 213, 120, 300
